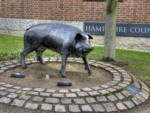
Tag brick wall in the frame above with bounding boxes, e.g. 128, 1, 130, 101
0, 0, 150, 23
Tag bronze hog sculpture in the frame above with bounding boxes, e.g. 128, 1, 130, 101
20, 23, 94, 77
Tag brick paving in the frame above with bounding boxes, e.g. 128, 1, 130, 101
0, 58, 149, 112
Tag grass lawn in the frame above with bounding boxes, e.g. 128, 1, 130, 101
0, 34, 58, 60
0, 34, 150, 85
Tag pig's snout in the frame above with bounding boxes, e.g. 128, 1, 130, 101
90, 46, 94, 51
83, 46, 94, 52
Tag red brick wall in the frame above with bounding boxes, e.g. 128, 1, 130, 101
0, 0, 150, 23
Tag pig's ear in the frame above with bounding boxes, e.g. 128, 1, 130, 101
75, 33, 84, 42
88, 34, 93, 39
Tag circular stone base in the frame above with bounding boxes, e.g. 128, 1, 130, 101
57, 81, 72, 87
0, 58, 149, 113
0, 62, 112, 90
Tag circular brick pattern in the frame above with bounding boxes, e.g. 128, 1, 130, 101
0, 57, 149, 113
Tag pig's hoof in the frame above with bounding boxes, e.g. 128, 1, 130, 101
60, 71, 67, 78
40, 61, 46, 65
84, 67, 88, 70
88, 70, 92, 75
61, 75, 67, 78
22, 65, 27, 69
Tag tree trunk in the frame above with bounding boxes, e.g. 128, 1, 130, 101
103, 0, 118, 61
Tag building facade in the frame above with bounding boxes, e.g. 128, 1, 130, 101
0, 0, 150, 51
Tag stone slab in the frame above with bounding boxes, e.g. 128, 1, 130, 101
0, 97, 11, 104
81, 105, 93, 113
69, 105, 81, 113
41, 104, 52, 111
25, 103, 39, 110
11, 99, 25, 107
103, 103, 118, 112
45, 97, 59, 104
55, 105, 66, 113
74, 98, 85, 104
92, 104, 105, 113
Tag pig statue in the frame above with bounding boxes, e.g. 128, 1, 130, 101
20, 23, 94, 78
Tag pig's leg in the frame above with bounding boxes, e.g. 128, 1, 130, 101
60, 54, 68, 78
60, 44, 70, 78
20, 47, 33, 68
82, 57, 92, 75
36, 47, 46, 64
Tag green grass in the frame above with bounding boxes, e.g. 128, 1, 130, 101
116, 49, 150, 84
0, 35, 23, 53
0, 34, 58, 60
0, 34, 150, 85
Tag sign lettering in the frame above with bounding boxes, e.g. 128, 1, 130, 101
84, 22, 150, 37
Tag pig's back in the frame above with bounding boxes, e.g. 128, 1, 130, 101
25, 23, 82, 40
